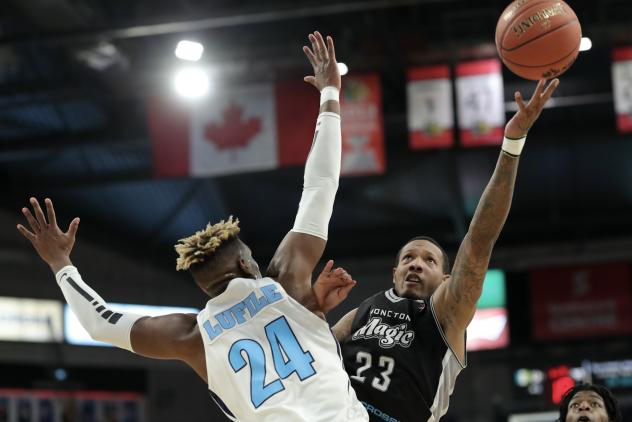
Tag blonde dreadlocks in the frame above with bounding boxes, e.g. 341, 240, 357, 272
175, 216, 241, 271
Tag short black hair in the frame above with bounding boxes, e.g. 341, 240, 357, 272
557, 383, 621, 422
395, 236, 450, 274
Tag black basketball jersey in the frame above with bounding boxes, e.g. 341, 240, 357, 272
341, 289, 466, 422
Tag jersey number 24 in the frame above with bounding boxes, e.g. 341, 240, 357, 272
228, 316, 316, 408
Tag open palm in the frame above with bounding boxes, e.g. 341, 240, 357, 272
17, 198, 79, 272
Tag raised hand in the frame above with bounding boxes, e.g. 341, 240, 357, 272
302, 31, 341, 91
505, 78, 559, 139
17, 198, 80, 273
312, 260, 356, 314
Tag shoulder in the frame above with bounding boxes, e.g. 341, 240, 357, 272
361, 289, 390, 306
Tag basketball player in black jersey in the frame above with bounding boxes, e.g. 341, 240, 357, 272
316, 78, 560, 421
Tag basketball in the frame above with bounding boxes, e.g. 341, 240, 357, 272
495, 0, 582, 80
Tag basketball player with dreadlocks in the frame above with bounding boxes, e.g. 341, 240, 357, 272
315, 78, 560, 421
558, 383, 622, 422
17, 31, 368, 422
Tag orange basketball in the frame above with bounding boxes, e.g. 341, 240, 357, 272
495, 0, 582, 80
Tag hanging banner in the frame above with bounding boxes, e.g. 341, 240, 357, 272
407, 65, 454, 149
612, 47, 632, 134
530, 263, 632, 341
456, 59, 505, 147
149, 75, 385, 177
339, 73, 386, 175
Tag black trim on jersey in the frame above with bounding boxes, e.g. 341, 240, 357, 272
209, 390, 236, 421
429, 296, 467, 369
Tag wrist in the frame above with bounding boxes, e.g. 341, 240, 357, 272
320, 86, 339, 105
501, 135, 526, 157
49, 257, 73, 275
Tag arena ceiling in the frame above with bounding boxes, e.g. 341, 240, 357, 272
3, 0, 632, 269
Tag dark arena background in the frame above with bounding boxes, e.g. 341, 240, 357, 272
2, 0, 632, 421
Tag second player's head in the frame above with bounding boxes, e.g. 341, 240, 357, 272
558, 383, 621, 422
392, 236, 450, 300
175, 216, 261, 298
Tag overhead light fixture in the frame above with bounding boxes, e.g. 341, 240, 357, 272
175, 40, 204, 62
579, 37, 592, 52
338, 62, 349, 76
174, 67, 209, 99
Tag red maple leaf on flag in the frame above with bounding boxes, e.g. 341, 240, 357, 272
204, 103, 262, 151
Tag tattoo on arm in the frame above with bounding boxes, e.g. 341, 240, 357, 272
449, 152, 519, 312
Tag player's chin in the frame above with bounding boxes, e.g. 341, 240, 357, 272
400, 282, 424, 300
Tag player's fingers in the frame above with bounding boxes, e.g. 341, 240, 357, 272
314, 31, 328, 61
16, 224, 36, 242
303, 46, 317, 67
22, 207, 40, 233
303, 76, 317, 88
532, 79, 546, 100
515, 91, 526, 113
44, 198, 57, 228
338, 269, 352, 281
326, 35, 336, 61
30, 197, 48, 227
66, 217, 80, 239
322, 259, 334, 273
337, 281, 357, 299
309, 33, 320, 61
541, 78, 560, 103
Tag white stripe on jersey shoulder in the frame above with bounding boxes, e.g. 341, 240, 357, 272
427, 349, 463, 422
428, 296, 467, 369
385, 288, 404, 303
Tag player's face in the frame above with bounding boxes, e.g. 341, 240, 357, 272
565, 391, 610, 422
392, 240, 446, 300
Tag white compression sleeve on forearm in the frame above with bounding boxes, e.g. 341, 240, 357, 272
291, 111, 341, 240
56, 266, 143, 352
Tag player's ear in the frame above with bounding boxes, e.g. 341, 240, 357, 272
441, 274, 451, 283
392, 267, 397, 283
238, 256, 256, 278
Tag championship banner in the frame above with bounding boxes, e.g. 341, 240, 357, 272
149, 76, 385, 177
455, 59, 505, 147
406, 65, 454, 149
612, 47, 632, 133
530, 263, 632, 341
339, 73, 386, 175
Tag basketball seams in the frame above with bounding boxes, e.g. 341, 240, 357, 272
501, 37, 580, 69
501, 19, 580, 53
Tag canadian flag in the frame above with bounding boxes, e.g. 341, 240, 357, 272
612, 47, 632, 134
149, 75, 385, 178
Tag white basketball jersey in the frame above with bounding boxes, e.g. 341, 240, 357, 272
197, 277, 368, 422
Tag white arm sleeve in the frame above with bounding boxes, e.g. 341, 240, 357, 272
56, 266, 143, 352
291, 111, 341, 240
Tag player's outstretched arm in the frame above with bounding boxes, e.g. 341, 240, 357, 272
17, 198, 205, 379
433, 79, 559, 339
267, 31, 342, 306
